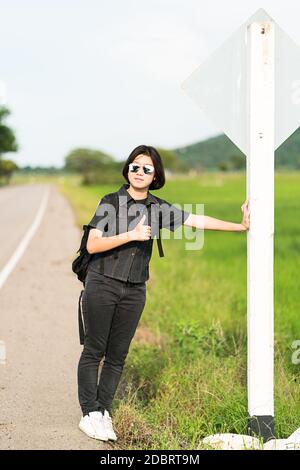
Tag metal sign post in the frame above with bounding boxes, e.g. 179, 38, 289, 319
181, 8, 300, 445
246, 19, 275, 440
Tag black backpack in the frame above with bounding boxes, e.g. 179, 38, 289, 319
71, 224, 93, 285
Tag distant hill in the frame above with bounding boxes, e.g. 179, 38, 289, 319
173, 128, 300, 170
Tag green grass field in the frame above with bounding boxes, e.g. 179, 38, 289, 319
56, 171, 300, 449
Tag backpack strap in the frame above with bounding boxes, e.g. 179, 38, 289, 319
79, 224, 91, 252
78, 289, 85, 345
157, 231, 164, 257
113, 193, 120, 259
157, 210, 164, 257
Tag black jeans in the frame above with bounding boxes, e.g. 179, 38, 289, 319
77, 267, 146, 416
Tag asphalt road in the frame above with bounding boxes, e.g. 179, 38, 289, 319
0, 183, 113, 450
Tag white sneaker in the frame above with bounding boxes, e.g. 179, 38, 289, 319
79, 412, 108, 441
102, 409, 118, 441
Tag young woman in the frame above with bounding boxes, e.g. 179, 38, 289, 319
77, 144, 250, 442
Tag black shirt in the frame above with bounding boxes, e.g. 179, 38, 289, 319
86, 183, 190, 283
127, 196, 147, 280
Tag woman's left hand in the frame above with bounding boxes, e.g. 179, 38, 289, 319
241, 198, 250, 231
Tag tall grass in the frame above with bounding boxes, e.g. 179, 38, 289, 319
57, 171, 300, 449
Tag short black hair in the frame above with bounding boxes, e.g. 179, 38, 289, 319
122, 145, 165, 190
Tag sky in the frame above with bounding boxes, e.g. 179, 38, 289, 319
1, 0, 300, 168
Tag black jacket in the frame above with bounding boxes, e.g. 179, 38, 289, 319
86, 183, 190, 283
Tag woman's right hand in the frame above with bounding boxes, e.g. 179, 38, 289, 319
129, 214, 152, 241
241, 198, 250, 231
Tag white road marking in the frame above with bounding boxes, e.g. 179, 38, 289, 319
0, 186, 50, 290
0, 340, 6, 364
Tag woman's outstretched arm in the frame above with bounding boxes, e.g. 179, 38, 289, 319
183, 199, 250, 232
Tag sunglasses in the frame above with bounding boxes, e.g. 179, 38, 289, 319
128, 163, 155, 175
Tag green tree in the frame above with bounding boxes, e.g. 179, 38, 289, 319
218, 161, 229, 171
0, 106, 18, 155
157, 148, 188, 173
0, 159, 18, 185
229, 154, 245, 170
294, 154, 300, 169
0, 106, 18, 185
64, 147, 119, 185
